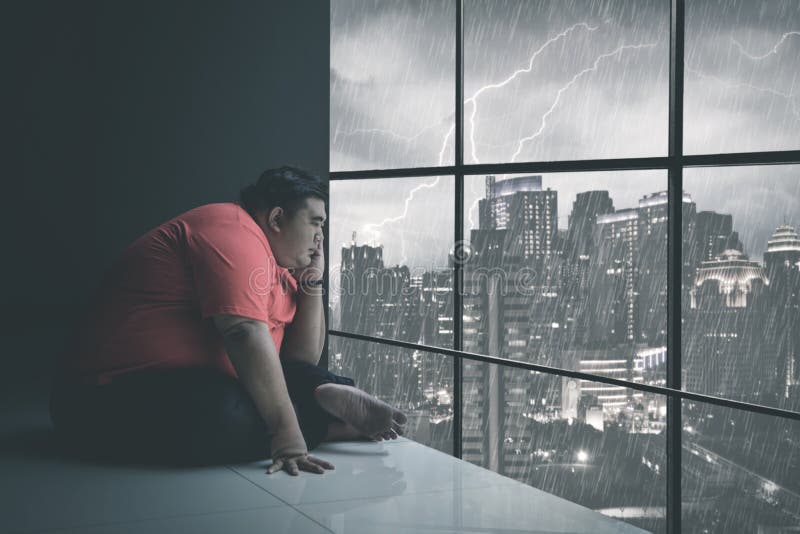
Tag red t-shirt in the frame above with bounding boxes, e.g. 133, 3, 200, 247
57, 202, 299, 385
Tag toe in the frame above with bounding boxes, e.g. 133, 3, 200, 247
392, 409, 408, 425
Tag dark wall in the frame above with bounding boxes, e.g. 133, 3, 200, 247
4, 1, 329, 379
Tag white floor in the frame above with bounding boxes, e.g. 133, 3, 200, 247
1, 377, 647, 534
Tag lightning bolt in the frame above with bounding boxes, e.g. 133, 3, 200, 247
362, 124, 453, 265
731, 31, 800, 60
334, 120, 445, 146
466, 22, 599, 165
342, 23, 651, 266
685, 62, 800, 121
467, 179, 483, 233
510, 42, 658, 163
715, 30, 800, 121
465, 45, 657, 231
464, 21, 599, 231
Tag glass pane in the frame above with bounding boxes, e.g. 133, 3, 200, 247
464, 0, 668, 163
463, 362, 666, 533
330, 0, 455, 171
683, 166, 800, 411
682, 401, 800, 532
462, 172, 669, 391
330, 176, 455, 352
328, 337, 453, 454
685, 0, 800, 154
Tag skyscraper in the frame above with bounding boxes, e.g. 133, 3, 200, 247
693, 211, 744, 264
335, 234, 425, 406
684, 249, 771, 400
763, 225, 800, 404
461, 176, 563, 476
478, 175, 557, 265
562, 190, 615, 299
339, 233, 385, 333
590, 208, 639, 347
636, 191, 697, 347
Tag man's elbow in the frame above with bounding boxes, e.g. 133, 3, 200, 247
213, 316, 269, 350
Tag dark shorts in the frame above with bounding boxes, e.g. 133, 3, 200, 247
49, 360, 355, 467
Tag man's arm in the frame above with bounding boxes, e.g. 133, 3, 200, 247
212, 314, 306, 455
280, 286, 326, 366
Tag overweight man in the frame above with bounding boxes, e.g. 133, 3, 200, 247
50, 166, 407, 476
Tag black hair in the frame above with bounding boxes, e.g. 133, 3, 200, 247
239, 165, 327, 220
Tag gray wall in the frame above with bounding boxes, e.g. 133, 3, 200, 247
4, 1, 329, 380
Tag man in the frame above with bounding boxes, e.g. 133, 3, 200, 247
50, 166, 407, 476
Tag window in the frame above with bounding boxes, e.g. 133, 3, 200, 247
330, 0, 455, 171
684, 0, 800, 154
330, 1, 800, 533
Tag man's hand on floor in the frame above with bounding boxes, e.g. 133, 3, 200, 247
267, 453, 335, 476
267, 425, 335, 476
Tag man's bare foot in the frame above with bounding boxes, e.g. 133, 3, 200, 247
314, 383, 407, 441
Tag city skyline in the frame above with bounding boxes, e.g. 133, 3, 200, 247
331, 170, 800, 272
333, 171, 799, 398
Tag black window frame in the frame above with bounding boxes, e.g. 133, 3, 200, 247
327, 2, 800, 532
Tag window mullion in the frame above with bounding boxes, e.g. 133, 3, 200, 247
667, 1, 685, 533
453, 0, 465, 460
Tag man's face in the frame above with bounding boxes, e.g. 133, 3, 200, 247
263, 198, 326, 269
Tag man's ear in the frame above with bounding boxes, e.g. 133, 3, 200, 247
267, 207, 284, 232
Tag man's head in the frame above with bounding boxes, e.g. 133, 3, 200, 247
240, 166, 327, 270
